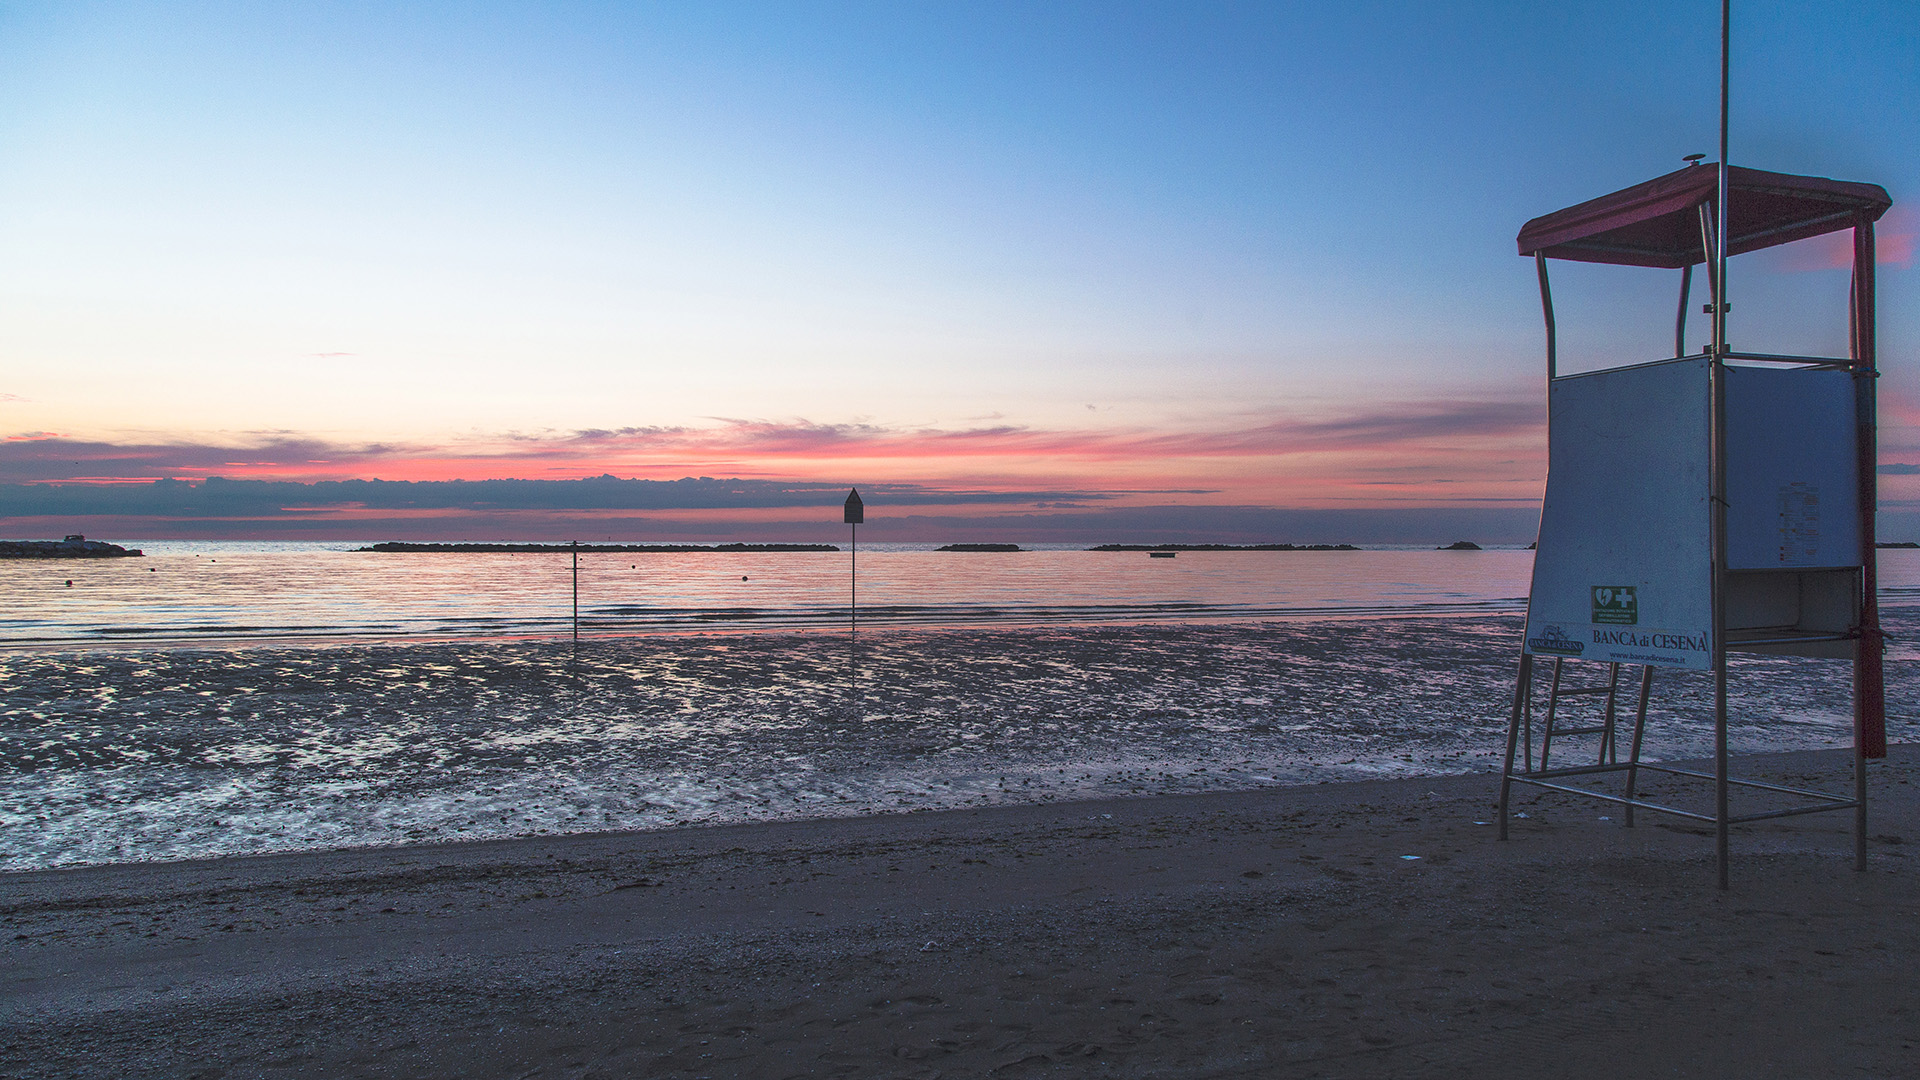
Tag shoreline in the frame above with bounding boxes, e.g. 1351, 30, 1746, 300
5, 745, 1913, 1078
0, 742, 1888, 881
0, 605, 1531, 654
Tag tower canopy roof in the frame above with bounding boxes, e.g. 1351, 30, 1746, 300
1518, 164, 1890, 268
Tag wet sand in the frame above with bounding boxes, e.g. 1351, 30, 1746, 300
4, 745, 1915, 1078
13, 615, 1898, 872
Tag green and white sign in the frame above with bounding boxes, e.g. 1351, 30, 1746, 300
1590, 585, 1637, 625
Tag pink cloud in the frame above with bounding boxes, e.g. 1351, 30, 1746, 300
0, 399, 1546, 510
487, 400, 1539, 468
1771, 206, 1914, 272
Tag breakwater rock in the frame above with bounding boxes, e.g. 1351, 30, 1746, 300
0, 535, 143, 559
1088, 543, 1358, 552
357, 542, 840, 554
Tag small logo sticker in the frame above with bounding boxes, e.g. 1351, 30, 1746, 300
1591, 585, 1638, 625
1526, 624, 1586, 656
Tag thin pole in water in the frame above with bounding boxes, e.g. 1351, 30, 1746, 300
571, 539, 580, 645
843, 488, 864, 636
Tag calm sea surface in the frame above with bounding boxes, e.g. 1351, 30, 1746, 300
3, 544, 1914, 870
1, 542, 1555, 642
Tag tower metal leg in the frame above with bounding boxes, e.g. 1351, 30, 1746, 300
1522, 675, 1535, 775
1624, 666, 1653, 827
1716, 661, 1730, 890
1499, 652, 1533, 842
1855, 736, 1867, 871
1600, 662, 1622, 765
1541, 658, 1565, 771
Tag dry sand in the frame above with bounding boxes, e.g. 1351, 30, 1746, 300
4, 746, 1915, 1079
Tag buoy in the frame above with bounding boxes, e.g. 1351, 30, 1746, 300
64, 580, 72, 586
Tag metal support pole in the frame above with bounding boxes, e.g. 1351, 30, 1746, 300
1675, 264, 1693, 358
1715, 0, 1730, 360
1522, 666, 1535, 773
1712, 0, 1732, 890
1597, 661, 1612, 760
1541, 658, 1565, 771
1624, 666, 1653, 827
1510, 252, 1553, 836
1852, 215, 1883, 869
849, 523, 858, 636
571, 540, 579, 645
1698, 205, 1719, 328
1498, 652, 1532, 841
1536, 253, 1557, 381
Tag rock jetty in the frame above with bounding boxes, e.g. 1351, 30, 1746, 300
357, 542, 839, 553
0, 535, 143, 558
1088, 543, 1358, 552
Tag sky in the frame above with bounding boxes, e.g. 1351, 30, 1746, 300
0, 0, 1915, 543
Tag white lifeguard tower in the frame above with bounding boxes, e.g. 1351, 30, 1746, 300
1497, 161, 1892, 886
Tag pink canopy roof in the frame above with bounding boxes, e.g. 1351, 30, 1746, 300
1517, 163, 1890, 268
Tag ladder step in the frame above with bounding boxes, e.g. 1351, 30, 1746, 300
1552, 725, 1610, 735
1553, 687, 1614, 697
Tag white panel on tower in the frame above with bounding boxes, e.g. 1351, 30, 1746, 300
1724, 365, 1859, 570
1523, 357, 1714, 670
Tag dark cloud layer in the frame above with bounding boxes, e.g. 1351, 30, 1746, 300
0, 475, 1117, 517
852, 505, 1544, 546
0, 397, 1544, 484
0, 502, 1546, 546
0, 436, 405, 483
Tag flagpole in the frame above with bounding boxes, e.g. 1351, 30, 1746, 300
1711, 0, 1732, 890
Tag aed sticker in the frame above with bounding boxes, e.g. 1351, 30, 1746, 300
1590, 585, 1638, 625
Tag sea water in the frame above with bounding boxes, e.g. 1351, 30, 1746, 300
0, 542, 1539, 642
2, 545, 1914, 870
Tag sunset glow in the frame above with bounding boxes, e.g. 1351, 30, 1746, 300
1, 2, 1912, 542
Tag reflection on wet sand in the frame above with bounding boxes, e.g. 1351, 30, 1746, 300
4, 611, 1905, 871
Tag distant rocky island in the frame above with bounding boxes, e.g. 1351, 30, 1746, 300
1437, 540, 1482, 550
0, 535, 143, 559
358, 542, 840, 553
936, 543, 1024, 552
1087, 543, 1358, 552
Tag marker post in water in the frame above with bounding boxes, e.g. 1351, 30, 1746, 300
570, 539, 580, 645
843, 489, 863, 634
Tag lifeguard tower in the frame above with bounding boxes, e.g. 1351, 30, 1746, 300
1497, 160, 1892, 886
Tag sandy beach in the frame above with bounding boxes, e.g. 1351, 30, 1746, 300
4, 744, 1914, 1079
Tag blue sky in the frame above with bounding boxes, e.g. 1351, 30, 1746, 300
0, 1, 1913, 540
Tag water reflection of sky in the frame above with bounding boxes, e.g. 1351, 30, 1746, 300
0, 547, 1550, 642
11, 547, 1920, 644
